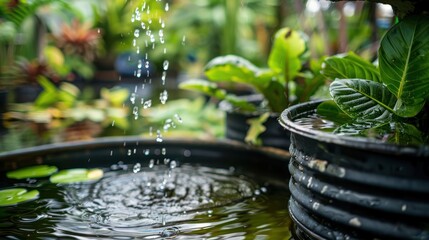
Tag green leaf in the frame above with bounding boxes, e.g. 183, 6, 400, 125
204, 55, 259, 86
0, 188, 39, 207
223, 95, 258, 112
245, 112, 270, 146
101, 87, 130, 107
179, 79, 257, 112
35, 76, 58, 108
268, 27, 307, 83
179, 79, 226, 99
330, 79, 397, 120
6, 165, 58, 179
379, 15, 429, 117
321, 52, 381, 82
316, 100, 352, 124
362, 122, 425, 145
260, 80, 287, 113
50, 168, 103, 184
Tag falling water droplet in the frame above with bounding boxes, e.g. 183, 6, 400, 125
144, 149, 150, 155
163, 60, 169, 70
133, 106, 139, 119
133, 163, 141, 173
156, 130, 163, 142
170, 160, 177, 169
174, 113, 183, 123
149, 159, 155, 168
134, 29, 140, 38
112, 120, 115, 126
182, 35, 186, 45
143, 100, 152, 109
160, 90, 168, 104
165, 3, 169, 11
161, 148, 166, 155
161, 71, 167, 85
130, 93, 136, 104
137, 60, 142, 69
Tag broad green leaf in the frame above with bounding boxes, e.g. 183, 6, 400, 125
245, 112, 270, 146
379, 15, 429, 117
333, 120, 382, 136
0, 188, 39, 207
268, 27, 307, 83
321, 52, 380, 82
50, 168, 103, 184
204, 55, 259, 86
316, 100, 352, 124
6, 165, 58, 179
294, 71, 327, 104
330, 79, 397, 120
362, 122, 425, 145
259, 80, 287, 113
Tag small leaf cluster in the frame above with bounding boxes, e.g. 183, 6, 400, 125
319, 14, 429, 145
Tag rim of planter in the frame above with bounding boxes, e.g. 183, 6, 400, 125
0, 136, 288, 157
0, 136, 290, 171
279, 100, 429, 156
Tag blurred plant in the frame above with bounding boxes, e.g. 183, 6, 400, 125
0, 0, 83, 87
54, 20, 100, 63
180, 27, 326, 114
141, 97, 224, 139
163, 0, 278, 76
2, 86, 131, 147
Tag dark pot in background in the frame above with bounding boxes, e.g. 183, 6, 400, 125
0, 89, 7, 131
279, 100, 429, 240
220, 94, 290, 150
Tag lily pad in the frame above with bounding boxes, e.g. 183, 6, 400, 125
6, 165, 58, 180
49, 168, 104, 184
0, 188, 40, 207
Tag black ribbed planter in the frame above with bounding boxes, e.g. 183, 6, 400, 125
279, 100, 429, 240
220, 94, 290, 150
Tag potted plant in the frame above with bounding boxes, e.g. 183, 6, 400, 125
179, 27, 326, 149
279, 13, 429, 239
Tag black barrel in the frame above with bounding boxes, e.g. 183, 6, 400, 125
279, 100, 429, 240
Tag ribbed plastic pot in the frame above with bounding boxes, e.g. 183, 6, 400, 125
278, 100, 429, 240
220, 94, 290, 150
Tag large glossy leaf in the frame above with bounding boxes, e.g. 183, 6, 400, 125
321, 52, 381, 82
316, 100, 352, 124
204, 55, 261, 87
330, 79, 397, 120
268, 28, 307, 83
379, 15, 429, 117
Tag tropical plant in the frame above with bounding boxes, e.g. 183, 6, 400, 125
318, 14, 429, 145
179, 27, 326, 114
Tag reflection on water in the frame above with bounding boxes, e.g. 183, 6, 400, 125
0, 164, 292, 239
